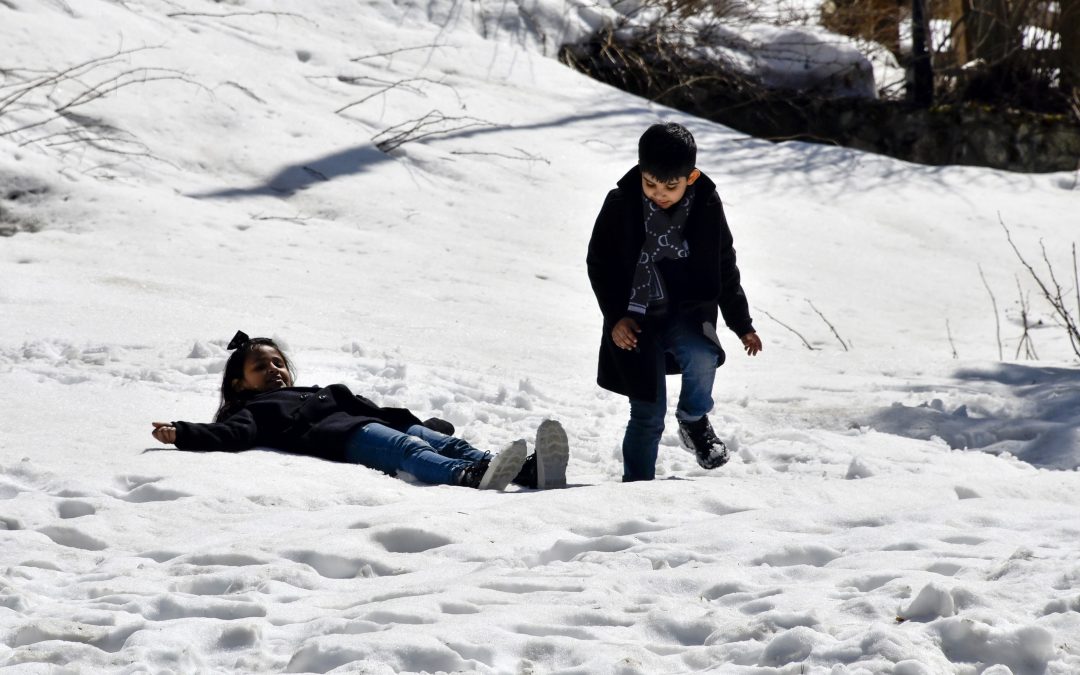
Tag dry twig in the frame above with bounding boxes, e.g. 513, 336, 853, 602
806, 299, 849, 351
372, 110, 494, 153
760, 308, 816, 351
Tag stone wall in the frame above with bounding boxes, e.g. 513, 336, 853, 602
561, 43, 1080, 174
715, 97, 1080, 174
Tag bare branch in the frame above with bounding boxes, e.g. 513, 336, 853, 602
977, 263, 1003, 360
945, 319, 958, 359
806, 299, 848, 351
351, 43, 446, 62
335, 77, 435, 114
759, 308, 816, 351
166, 11, 310, 22
372, 110, 495, 153
1000, 214, 1080, 359
449, 147, 550, 164
1014, 277, 1038, 360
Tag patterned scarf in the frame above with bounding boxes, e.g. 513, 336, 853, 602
627, 187, 694, 317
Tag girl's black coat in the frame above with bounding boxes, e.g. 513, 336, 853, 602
173, 384, 422, 462
586, 166, 755, 402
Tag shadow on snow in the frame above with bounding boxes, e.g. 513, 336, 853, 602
865, 362, 1080, 470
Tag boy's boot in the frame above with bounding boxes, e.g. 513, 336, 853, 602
458, 439, 527, 490
677, 415, 730, 469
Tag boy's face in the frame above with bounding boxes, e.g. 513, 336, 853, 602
641, 168, 700, 209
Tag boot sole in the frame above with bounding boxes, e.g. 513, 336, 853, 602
535, 419, 569, 489
478, 439, 527, 490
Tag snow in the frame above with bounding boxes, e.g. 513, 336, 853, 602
2, 0, 1080, 673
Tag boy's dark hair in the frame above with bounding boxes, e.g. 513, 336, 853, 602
215, 332, 294, 422
638, 123, 697, 182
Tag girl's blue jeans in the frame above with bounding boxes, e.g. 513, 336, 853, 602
622, 316, 722, 482
345, 423, 489, 485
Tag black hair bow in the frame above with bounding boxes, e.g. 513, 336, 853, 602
227, 330, 250, 350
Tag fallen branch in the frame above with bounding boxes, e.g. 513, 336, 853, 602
449, 147, 550, 164
372, 110, 494, 153
760, 308, 816, 351
166, 11, 310, 22
351, 43, 445, 62
806, 299, 848, 351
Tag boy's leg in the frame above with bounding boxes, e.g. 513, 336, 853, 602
621, 344, 667, 482
664, 318, 730, 469
405, 424, 489, 463
664, 318, 722, 424
345, 423, 471, 485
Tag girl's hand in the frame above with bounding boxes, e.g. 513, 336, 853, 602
151, 422, 177, 445
611, 317, 641, 351
741, 332, 763, 356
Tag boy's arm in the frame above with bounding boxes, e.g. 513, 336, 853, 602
155, 409, 259, 452
586, 190, 633, 323
712, 197, 756, 338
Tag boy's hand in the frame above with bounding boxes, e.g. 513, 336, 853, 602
612, 317, 642, 351
741, 332, 763, 356
151, 422, 177, 445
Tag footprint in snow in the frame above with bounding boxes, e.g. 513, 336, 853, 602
112, 483, 192, 503
109, 474, 190, 503
480, 580, 587, 594
184, 552, 269, 567
841, 573, 903, 592
571, 518, 668, 537
370, 527, 452, 553
37, 525, 107, 551
752, 544, 843, 567
147, 595, 267, 621
534, 534, 635, 565
56, 500, 95, 519
281, 550, 402, 579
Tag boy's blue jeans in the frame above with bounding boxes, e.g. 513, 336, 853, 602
345, 423, 489, 485
622, 316, 722, 482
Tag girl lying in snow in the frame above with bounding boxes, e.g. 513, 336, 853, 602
150, 331, 569, 490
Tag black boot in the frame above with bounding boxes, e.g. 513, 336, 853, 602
677, 415, 730, 469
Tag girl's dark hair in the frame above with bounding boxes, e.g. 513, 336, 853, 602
214, 335, 295, 422
638, 122, 697, 182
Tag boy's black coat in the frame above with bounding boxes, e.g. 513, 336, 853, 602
587, 166, 754, 402
172, 384, 423, 462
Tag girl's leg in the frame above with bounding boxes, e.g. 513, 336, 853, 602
405, 424, 489, 463
345, 423, 470, 485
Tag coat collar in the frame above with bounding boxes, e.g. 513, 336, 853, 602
616, 165, 717, 196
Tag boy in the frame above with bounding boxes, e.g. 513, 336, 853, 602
586, 122, 762, 482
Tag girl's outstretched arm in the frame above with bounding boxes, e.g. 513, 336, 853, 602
151, 422, 177, 445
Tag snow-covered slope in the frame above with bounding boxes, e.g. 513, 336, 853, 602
1, 0, 1078, 672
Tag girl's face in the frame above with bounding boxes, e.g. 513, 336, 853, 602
235, 345, 293, 392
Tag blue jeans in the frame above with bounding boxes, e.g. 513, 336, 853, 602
622, 317, 722, 481
344, 424, 489, 485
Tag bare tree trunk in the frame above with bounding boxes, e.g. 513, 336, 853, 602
911, 0, 935, 105
1062, 0, 1080, 97
947, 0, 972, 64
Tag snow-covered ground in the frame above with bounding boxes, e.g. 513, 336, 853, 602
2, 0, 1079, 672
